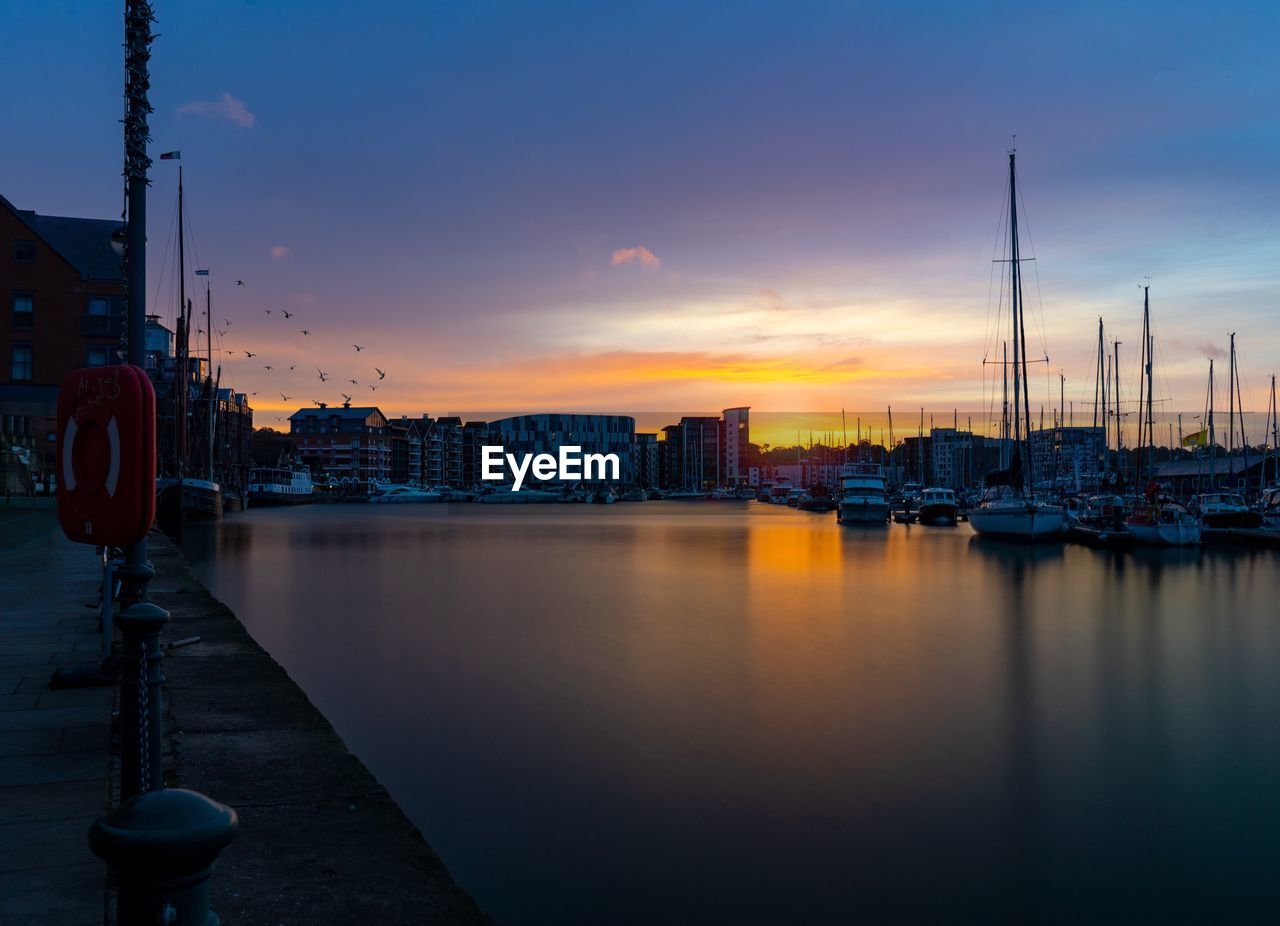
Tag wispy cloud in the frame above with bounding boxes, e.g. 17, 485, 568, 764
1196, 341, 1227, 359
177, 91, 257, 128
610, 246, 660, 269
270, 245, 292, 262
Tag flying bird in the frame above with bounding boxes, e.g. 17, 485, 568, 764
264, 309, 271, 315
317, 368, 328, 382
375, 368, 386, 380
196, 327, 204, 336
251, 391, 258, 396
341, 393, 352, 403
225, 319, 233, 327
263, 364, 273, 371
281, 310, 293, 318
280, 393, 292, 402
244, 351, 257, 358
369, 384, 377, 391
289, 365, 295, 371
348, 379, 358, 385
353, 344, 363, 352
236, 280, 245, 287
300, 329, 310, 336
312, 399, 325, 407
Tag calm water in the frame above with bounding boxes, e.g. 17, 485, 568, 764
179, 503, 1280, 923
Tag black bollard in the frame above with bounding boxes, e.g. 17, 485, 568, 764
90, 789, 238, 926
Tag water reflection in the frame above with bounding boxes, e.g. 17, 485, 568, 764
179, 505, 1280, 923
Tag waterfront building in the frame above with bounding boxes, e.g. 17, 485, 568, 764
1153, 452, 1273, 500
679, 416, 722, 489
722, 407, 750, 486
659, 424, 683, 488
1, 194, 127, 490
461, 421, 495, 488
929, 427, 973, 490
487, 414, 636, 486
1029, 426, 1106, 491
633, 432, 660, 489
289, 405, 392, 490
427, 416, 465, 487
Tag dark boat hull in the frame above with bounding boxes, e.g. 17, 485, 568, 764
917, 503, 958, 525
1201, 510, 1263, 530
157, 479, 223, 522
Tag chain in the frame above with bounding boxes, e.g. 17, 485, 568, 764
137, 640, 151, 793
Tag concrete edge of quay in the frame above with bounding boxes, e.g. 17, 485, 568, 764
144, 529, 492, 924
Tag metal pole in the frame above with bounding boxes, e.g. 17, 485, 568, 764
116, 0, 168, 802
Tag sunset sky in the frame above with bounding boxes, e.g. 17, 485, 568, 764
5, 1, 1278, 441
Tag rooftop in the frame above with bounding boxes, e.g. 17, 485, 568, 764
2, 194, 124, 282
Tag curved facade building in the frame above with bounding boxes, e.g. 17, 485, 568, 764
487, 414, 636, 485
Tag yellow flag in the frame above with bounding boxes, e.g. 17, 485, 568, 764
1181, 429, 1207, 447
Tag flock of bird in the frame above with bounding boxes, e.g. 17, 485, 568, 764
208, 281, 391, 424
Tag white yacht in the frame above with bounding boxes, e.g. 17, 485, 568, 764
969, 487, 1066, 540
369, 485, 444, 503
1126, 501, 1201, 546
247, 466, 315, 505
767, 478, 794, 505
836, 462, 889, 524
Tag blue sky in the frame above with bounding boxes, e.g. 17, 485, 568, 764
5, 1, 1278, 431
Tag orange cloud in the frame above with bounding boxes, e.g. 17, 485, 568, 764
610, 246, 660, 268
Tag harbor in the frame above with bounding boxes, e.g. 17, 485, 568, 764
4, 0, 1280, 922
176, 500, 1280, 922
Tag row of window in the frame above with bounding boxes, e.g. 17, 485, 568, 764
8, 293, 124, 331
7, 344, 115, 382
1, 414, 33, 436
12, 241, 35, 263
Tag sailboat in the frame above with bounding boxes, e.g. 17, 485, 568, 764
1124, 285, 1199, 546
969, 148, 1066, 541
155, 163, 223, 521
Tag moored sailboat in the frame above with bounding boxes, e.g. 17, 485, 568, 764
969, 146, 1065, 541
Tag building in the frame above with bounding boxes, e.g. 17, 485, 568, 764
1153, 452, 1275, 500
659, 424, 684, 488
487, 414, 636, 486
633, 433, 659, 489
289, 405, 391, 491
929, 427, 973, 490
461, 421, 495, 487
1029, 426, 1106, 491
679, 416, 722, 489
722, 407, 750, 486
2, 195, 128, 490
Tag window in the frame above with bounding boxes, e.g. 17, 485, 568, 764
12, 294, 33, 330
11, 344, 33, 381
86, 344, 112, 367
88, 296, 110, 317
13, 240, 35, 262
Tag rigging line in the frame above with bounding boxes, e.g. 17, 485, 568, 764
1012, 176, 1051, 363
150, 192, 178, 324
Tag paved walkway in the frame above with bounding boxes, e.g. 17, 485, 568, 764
0, 502, 112, 926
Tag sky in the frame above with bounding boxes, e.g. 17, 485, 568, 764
4, 1, 1279, 442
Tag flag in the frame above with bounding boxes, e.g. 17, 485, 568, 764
195, 269, 209, 276
159, 150, 181, 160
1182, 429, 1207, 447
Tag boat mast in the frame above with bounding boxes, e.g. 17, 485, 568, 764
1208, 358, 1216, 489
1001, 340, 1009, 468
1231, 333, 1250, 494
206, 283, 215, 484
1112, 339, 1122, 483
176, 166, 187, 482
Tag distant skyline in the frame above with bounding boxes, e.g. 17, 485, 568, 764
5, 1, 1278, 426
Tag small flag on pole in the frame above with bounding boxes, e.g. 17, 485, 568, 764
159, 151, 181, 160
195, 269, 209, 276
1182, 429, 1207, 447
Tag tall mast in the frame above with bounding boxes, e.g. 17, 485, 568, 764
176, 167, 187, 482
206, 283, 215, 483
1228, 333, 1236, 457
1113, 339, 1122, 482
1001, 340, 1009, 468
1208, 358, 1216, 488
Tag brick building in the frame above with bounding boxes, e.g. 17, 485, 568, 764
2, 194, 128, 491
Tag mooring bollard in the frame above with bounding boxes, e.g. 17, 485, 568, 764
90, 788, 239, 926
